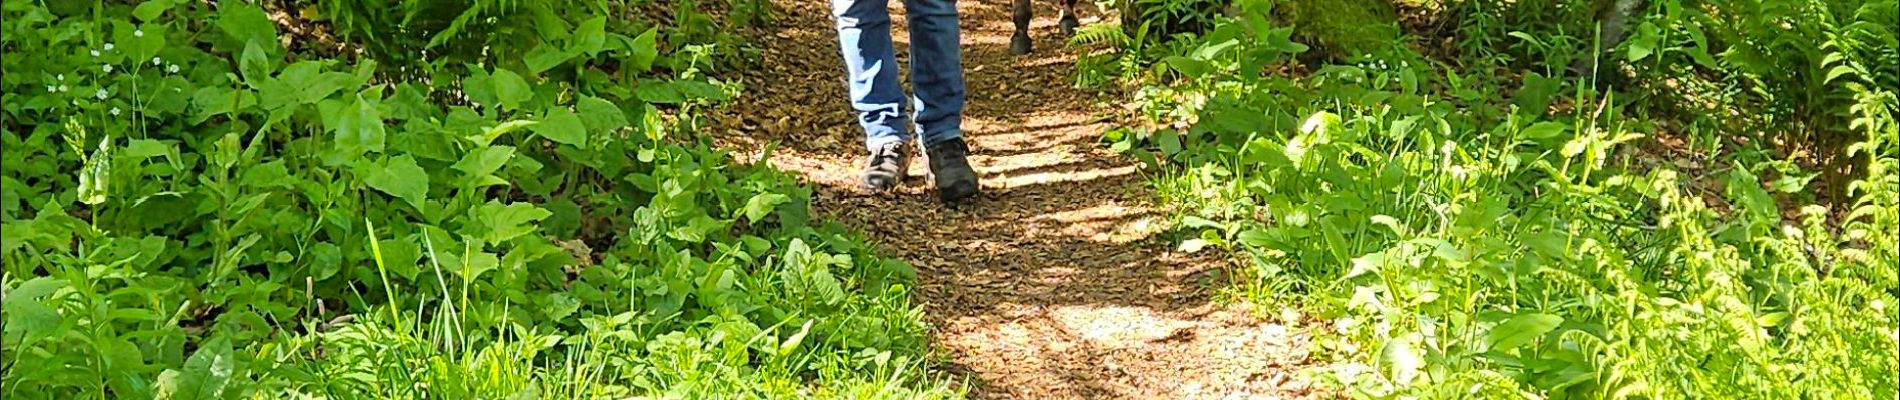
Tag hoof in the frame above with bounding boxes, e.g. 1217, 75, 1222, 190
1010, 32, 1032, 55
1060, 16, 1079, 36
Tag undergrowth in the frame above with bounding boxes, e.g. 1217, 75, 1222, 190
1086, 0, 1899, 398
0, 0, 959, 398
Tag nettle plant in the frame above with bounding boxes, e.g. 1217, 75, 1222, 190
3, 1, 939, 398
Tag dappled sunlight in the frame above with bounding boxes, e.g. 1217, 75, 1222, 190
708, 0, 1318, 398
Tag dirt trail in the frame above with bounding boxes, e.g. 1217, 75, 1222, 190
711, 1, 1316, 398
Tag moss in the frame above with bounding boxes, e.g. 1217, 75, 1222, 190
1278, 0, 1404, 59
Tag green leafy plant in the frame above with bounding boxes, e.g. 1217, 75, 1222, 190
1094, 0, 1900, 398
1, 1, 958, 398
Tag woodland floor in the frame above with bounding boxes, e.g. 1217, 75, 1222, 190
709, 1, 1320, 399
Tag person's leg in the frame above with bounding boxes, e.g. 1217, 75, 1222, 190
903, 0, 965, 147
832, 0, 909, 151
834, 0, 913, 190
903, 0, 980, 201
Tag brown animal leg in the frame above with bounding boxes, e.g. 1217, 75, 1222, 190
1011, 0, 1033, 54
1058, 0, 1079, 36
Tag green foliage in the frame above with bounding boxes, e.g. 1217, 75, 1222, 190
1100, 0, 1900, 398
1278, 0, 1403, 58
0, 0, 951, 398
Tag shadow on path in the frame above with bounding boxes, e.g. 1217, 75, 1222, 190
710, 2, 1317, 398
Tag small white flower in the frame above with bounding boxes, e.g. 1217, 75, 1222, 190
152, 57, 162, 66
103, 64, 113, 73
133, 29, 143, 37
95, 89, 108, 100
46, 85, 56, 93
58, 85, 69, 92
167, 64, 180, 73
90, 50, 100, 57
56, 74, 64, 81
104, 43, 114, 51
110, 107, 121, 116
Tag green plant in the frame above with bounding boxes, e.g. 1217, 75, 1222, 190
1094, 0, 1900, 398
1, 1, 958, 398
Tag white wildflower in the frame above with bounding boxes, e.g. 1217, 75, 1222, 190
103, 64, 113, 73
95, 89, 108, 100
56, 74, 64, 81
58, 85, 69, 92
46, 85, 56, 93
104, 43, 114, 51
167, 64, 179, 74
90, 50, 100, 57
133, 29, 143, 37
110, 107, 121, 116
152, 57, 162, 66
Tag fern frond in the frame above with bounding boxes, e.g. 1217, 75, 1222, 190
1069, 23, 1132, 47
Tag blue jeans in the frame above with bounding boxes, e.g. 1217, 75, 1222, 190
831, 0, 965, 150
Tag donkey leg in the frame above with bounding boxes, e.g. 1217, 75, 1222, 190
1058, 0, 1079, 36
1011, 0, 1033, 54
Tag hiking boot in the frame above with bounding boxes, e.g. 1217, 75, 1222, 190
861, 140, 910, 191
924, 138, 980, 202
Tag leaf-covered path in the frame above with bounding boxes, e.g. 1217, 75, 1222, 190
711, 1, 1316, 398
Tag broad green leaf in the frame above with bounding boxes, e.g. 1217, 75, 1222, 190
1524, 231, 1569, 260
134, 0, 180, 21
328, 95, 386, 155
123, 138, 173, 161
2, 277, 64, 341
237, 40, 271, 85
1624, 23, 1660, 62
1487, 312, 1563, 351
668, 215, 729, 243
572, 17, 609, 56
524, 44, 576, 74
299, 72, 356, 105
215, 2, 277, 51
471, 201, 552, 245
740, 193, 790, 222
576, 96, 628, 133
1236, 228, 1273, 247
475, 120, 539, 145
533, 108, 588, 146
637, 81, 685, 104
363, 155, 428, 209
452, 145, 516, 181
778, 320, 814, 357
1154, 129, 1182, 156
1178, 238, 1210, 253
156, 339, 233, 400
1518, 121, 1569, 141
627, 28, 659, 73
544, 198, 582, 239
133, 23, 167, 61
673, 80, 729, 101
491, 68, 533, 111
1163, 56, 1213, 78
462, 68, 496, 107
239, 160, 294, 189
